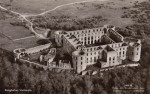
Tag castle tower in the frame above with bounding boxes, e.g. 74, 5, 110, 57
54, 31, 64, 46
72, 50, 87, 73
128, 40, 141, 62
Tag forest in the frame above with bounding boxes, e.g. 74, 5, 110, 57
0, 41, 150, 94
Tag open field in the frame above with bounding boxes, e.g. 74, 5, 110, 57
30, 0, 147, 31
0, 36, 39, 51
0, 0, 149, 51
0, 18, 32, 39
0, 0, 90, 14
0, 10, 39, 51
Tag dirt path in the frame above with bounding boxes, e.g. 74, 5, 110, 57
0, 0, 107, 41
13, 36, 35, 41
0, 5, 43, 38
0, 5, 49, 40
25, 0, 107, 17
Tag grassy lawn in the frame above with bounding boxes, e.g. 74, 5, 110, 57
0, 18, 32, 39
0, 9, 39, 51
0, 0, 90, 14
0, 36, 39, 51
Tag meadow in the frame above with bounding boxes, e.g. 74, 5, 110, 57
29, 0, 146, 31
0, 0, 89, 14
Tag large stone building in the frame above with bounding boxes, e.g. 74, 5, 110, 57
55, 25, 141, 73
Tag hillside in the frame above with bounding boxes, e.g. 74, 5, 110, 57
28, 0, 146, 31
0, 0, 90, 14
0, 9, 39, 51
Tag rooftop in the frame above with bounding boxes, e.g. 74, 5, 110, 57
64, 34, 83, 49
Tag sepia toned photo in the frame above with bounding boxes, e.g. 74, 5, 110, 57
0, 0, 150, 94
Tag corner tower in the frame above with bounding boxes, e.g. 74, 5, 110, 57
54, 31, 67, 46
128, 40, 141, 62
72, 50, 87, 73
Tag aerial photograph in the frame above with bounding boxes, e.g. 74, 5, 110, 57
0, 0, 150, 94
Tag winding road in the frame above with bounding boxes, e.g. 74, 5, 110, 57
25, 0, 107, 17
0, 0, 107, 41
0, 5, 47, 40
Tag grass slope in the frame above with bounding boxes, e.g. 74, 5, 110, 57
0, 10, 39, 51
30, 0, 147, 31
0, 0, 89, 14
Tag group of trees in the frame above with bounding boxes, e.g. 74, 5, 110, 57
11, 14, 107, 31
24, 14, 106, 31
0, 9, 15, 20
1, 41, 150, 94
0, 48, 109, 94
121, 0, 150, 37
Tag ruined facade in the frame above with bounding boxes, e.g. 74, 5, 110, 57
13, 25, 141, 74
55, 25, 141, 73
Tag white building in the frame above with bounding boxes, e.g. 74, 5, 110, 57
55, 25, 141, 73
13, 25, 141, 74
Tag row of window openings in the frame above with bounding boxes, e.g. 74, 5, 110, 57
70, 29, 103, 35
109, 57, 115, 61
86, 48, 97, 51
109, 57, 115, 63
84, 40, 99, 45
111, 44, 123, 48
74, 49, 134, 60
77, 56, 98, 63
116, 47, 126, 51
131, 52, 139, 55
75, 51, 127, 61
117, 51, 125, 55
77, 34, 102, 38
87, 52, 97, 56
78, 37, 101, 41
87, 57, 97, 62
80, 55, 99, 60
